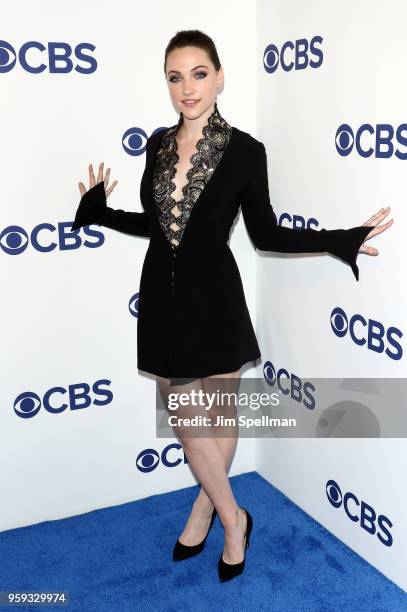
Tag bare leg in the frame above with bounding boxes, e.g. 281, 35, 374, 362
200, 370, 248, 564
156, 369, 247, 563
193, 369, 241, 514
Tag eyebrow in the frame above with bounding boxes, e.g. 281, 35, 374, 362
167, 65, 209, 75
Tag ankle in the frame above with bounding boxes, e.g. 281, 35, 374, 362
192, 496, 214, 517
222, 506, 243, 530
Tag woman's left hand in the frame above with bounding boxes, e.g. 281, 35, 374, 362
358, 206, 394, 255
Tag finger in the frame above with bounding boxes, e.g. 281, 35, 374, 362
364, 206, 390, 226
359, 217, 393, 244
104, 167, 111, 187
378, 207, 391, 221
366, 245, 379, 255
361, 219, 394, 249
89, 163, 96, 188
78, 181, 86, 197
97, 161, 104, 184
374, 218, 394, 233
366, 207, 386, 225
105, 179, 118, 199
359, 243, 379, 256
364, 207, 385, 226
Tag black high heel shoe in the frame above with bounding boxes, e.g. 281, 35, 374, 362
218, 508, 253, 582
173, 507, 217, 561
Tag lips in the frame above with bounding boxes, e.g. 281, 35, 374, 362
182, 99, 200, 106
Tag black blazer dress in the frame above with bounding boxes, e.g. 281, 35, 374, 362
71, 103, 373, 382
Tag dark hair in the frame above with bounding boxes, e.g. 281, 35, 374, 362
164, 29, 221, 75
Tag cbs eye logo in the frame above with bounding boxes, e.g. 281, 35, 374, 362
122, 127, 165, 156
0, 225, 29, 255
0, 39, 97, 74
129, 292, 140, 318
335, 123, 407, 159
263, 360, 316, 411
136, 443, 188, 473
326, 479, 393, 546
330, 307, 403, 361
263, 35, 323, 74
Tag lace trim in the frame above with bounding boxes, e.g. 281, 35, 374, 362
152, 101, 232, 248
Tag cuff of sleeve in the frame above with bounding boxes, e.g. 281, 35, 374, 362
326, 225, 373, 281
71, 181, 106, 231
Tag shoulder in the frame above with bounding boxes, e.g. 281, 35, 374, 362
146, 127, 170, 149
231, 128, 269, 179
231, 126, 266, 156
230, 127, 267, 172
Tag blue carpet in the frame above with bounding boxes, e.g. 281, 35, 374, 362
0, 472, 405, 611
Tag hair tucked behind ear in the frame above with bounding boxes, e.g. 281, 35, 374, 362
164, 29, 221, 75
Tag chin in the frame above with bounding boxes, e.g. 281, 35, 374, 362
182, 104, 215, 121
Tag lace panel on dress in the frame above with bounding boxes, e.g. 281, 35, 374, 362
152, 102, 232, 248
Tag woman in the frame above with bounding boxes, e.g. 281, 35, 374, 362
71, 30, 393, 582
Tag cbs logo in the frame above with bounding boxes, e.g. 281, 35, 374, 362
263, 35, 323, 74
330, 307, 403, 360
0, 223, 105, 255
326, 479, 393, 546
0, 39, 96, 74
263, 360, 316, 411
136, 443, 188, 473
278, 212, 320, 230
336, 123, 407, 159
14, 380, 113, 418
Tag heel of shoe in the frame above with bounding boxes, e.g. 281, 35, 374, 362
218, 507, 253, 582
173, 507, 217, 562
243, 508, 253, 548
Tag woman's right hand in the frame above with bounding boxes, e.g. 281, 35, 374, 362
78, 162, 118, 199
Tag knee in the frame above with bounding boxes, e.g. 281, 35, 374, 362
176, 433, 209, 454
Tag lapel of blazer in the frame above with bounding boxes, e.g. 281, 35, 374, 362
143, 126, 237, 248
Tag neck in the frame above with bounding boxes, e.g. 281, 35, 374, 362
176, 102, 217, 142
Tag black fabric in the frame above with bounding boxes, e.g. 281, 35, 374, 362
240, 142, 372, 281
71, 181, 150, 236
71, 126, 373, 379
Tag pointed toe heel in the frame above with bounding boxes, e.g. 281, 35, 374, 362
172, 507, 217, 561
218, 508, 253, 582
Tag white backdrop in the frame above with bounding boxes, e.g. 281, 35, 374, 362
256, 0, 405, 591
2, 1, 257, 528
2, 0, 405, 594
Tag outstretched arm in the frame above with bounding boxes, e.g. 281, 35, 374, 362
240, 140, 381, 281
70, 180, 150, 237
70, 143, 151, 237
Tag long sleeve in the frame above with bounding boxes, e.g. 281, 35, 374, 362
240, 140, 373, 281
70, 181, 150, 236
70, 143, 151, 237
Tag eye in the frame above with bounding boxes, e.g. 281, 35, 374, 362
168, 72, 207, 83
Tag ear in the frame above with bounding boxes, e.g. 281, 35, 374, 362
217, 66, 224, 88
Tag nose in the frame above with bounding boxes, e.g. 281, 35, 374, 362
182, 78, 195, 96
